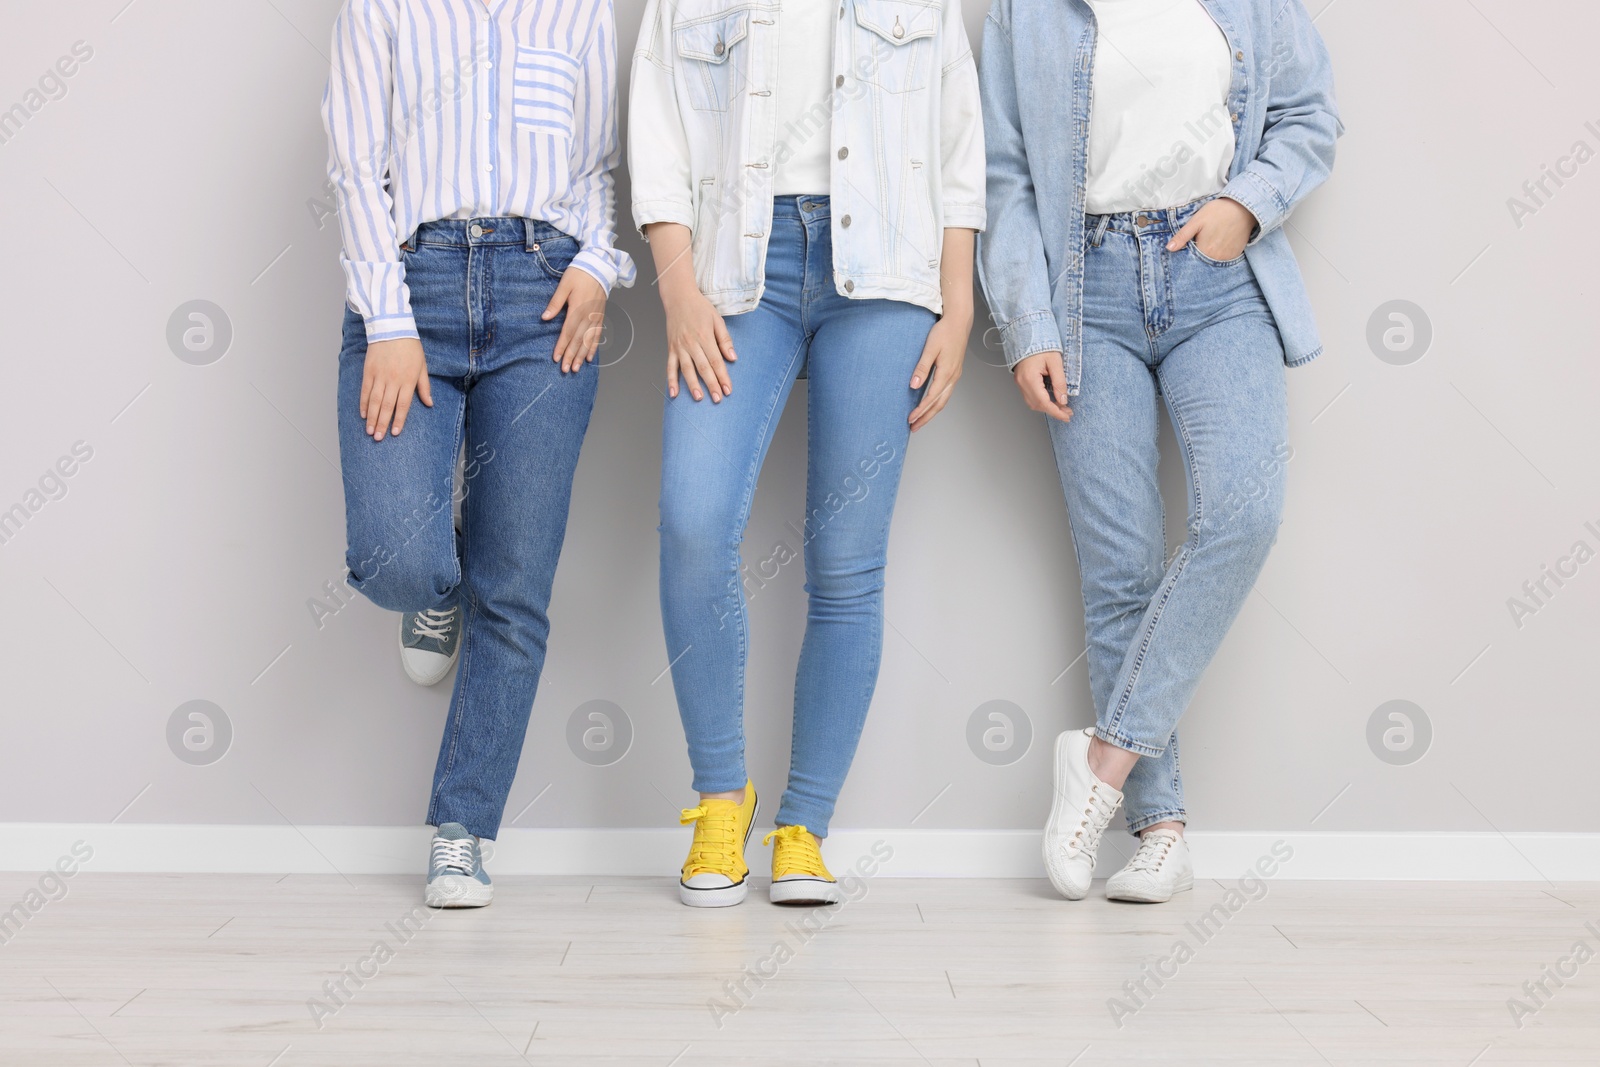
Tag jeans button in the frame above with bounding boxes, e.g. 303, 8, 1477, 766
469, 224, 484, 238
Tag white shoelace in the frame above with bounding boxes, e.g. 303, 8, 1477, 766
431, 836, 475, 875
1070, 784, 1120, 856
1125, 831, 1178, 873
412, 606, 457, 641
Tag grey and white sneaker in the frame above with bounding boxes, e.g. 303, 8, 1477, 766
425, 823, 493, 908
400, 602, 460, 686
1042, 727, 1124, 901
1106, 828, 1193, 903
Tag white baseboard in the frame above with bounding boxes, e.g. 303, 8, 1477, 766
3, 825, 1598, 880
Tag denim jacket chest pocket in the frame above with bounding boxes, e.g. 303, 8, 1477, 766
675, 8, 751, 112
853, 0, 939, 94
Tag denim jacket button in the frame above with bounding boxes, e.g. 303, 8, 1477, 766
837, 147, 848, 160
844, 279, 855, 292
836, 75, 845, 88
713, 40, 725, 56
840, 214, 851, 227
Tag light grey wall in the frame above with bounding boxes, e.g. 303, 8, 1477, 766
1, 0, 1595, 837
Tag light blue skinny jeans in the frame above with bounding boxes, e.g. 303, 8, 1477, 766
1051, 197, 1290, 833
659, 195, 935, 837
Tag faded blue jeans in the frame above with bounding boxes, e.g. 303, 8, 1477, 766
338, 218, 596, 841
1051, 197, 1290, 833
659, 196, 935, 837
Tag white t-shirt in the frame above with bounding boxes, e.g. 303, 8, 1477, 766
1084, 0, 1236, 215
772, 1, 835, 196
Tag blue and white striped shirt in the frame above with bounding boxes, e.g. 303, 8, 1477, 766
324, 0, 634, 343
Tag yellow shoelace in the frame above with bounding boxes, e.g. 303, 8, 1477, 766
680, 802, 742, 877
764, 825, 833, 880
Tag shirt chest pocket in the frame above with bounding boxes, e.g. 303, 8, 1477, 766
853, 0, 938, 94
674, 8, 751, 113
513, 46, 581, 139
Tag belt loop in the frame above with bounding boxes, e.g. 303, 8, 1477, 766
524, 219, 540, 253
1088, 214, 1110, 247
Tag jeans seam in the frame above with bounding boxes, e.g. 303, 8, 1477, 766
721, 330, 809, 788
425, 315, 473, 827
1104, 367, 1206, 749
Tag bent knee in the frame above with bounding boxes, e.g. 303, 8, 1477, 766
346, 547, 455, 611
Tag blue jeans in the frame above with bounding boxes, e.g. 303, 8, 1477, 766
659, 196, 936, 837
1050, 198, 1289, 833
337, 218, 595, 841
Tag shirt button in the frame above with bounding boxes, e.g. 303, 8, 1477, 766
835, 75, 844, 88
840, 214, 851, 227
844, 279, 855, 292
837, 147, 848, 160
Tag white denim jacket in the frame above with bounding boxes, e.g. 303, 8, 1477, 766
629, 0, 986, 317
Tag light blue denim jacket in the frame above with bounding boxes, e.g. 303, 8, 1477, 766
976, 0, 1342, 391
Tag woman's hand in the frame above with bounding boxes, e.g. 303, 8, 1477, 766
909, 312, 969, 432
1166, 197, 1258, 262
542, 266, 608, 373
360, 336, 432, 441
1013, 350, 1073, 424
909, 227, 978, 432
645, 222, 736, 402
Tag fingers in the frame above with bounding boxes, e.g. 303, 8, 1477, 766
554, 314, 580, 373
542, 275, 570, 322
1167, 217, 1201, 252
416, 368, 433, 408
909, 340, 937, 391
676, 343, 707, 402
688, 340, 726, 402
909, 347, 959, 430
1016, 360, 1072, 424
666, 349, 681, 399
390, 382, 416, 436
712, 316, 737, 363
372, 379, 401, 441
360, 366, 375, 424
910, 380, 956, 432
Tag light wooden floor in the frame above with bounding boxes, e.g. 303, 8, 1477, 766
3, 870, 1595, 1066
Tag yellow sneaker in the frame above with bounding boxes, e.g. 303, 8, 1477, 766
765, 825, 842, 905
678, 781, 758, 907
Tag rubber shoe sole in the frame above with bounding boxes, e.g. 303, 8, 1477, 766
425, 874, 493, 909
770, 876, 842, 906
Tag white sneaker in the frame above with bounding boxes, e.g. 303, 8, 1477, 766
1106, 828, 1193, 903
1042, 728, 1124, 900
